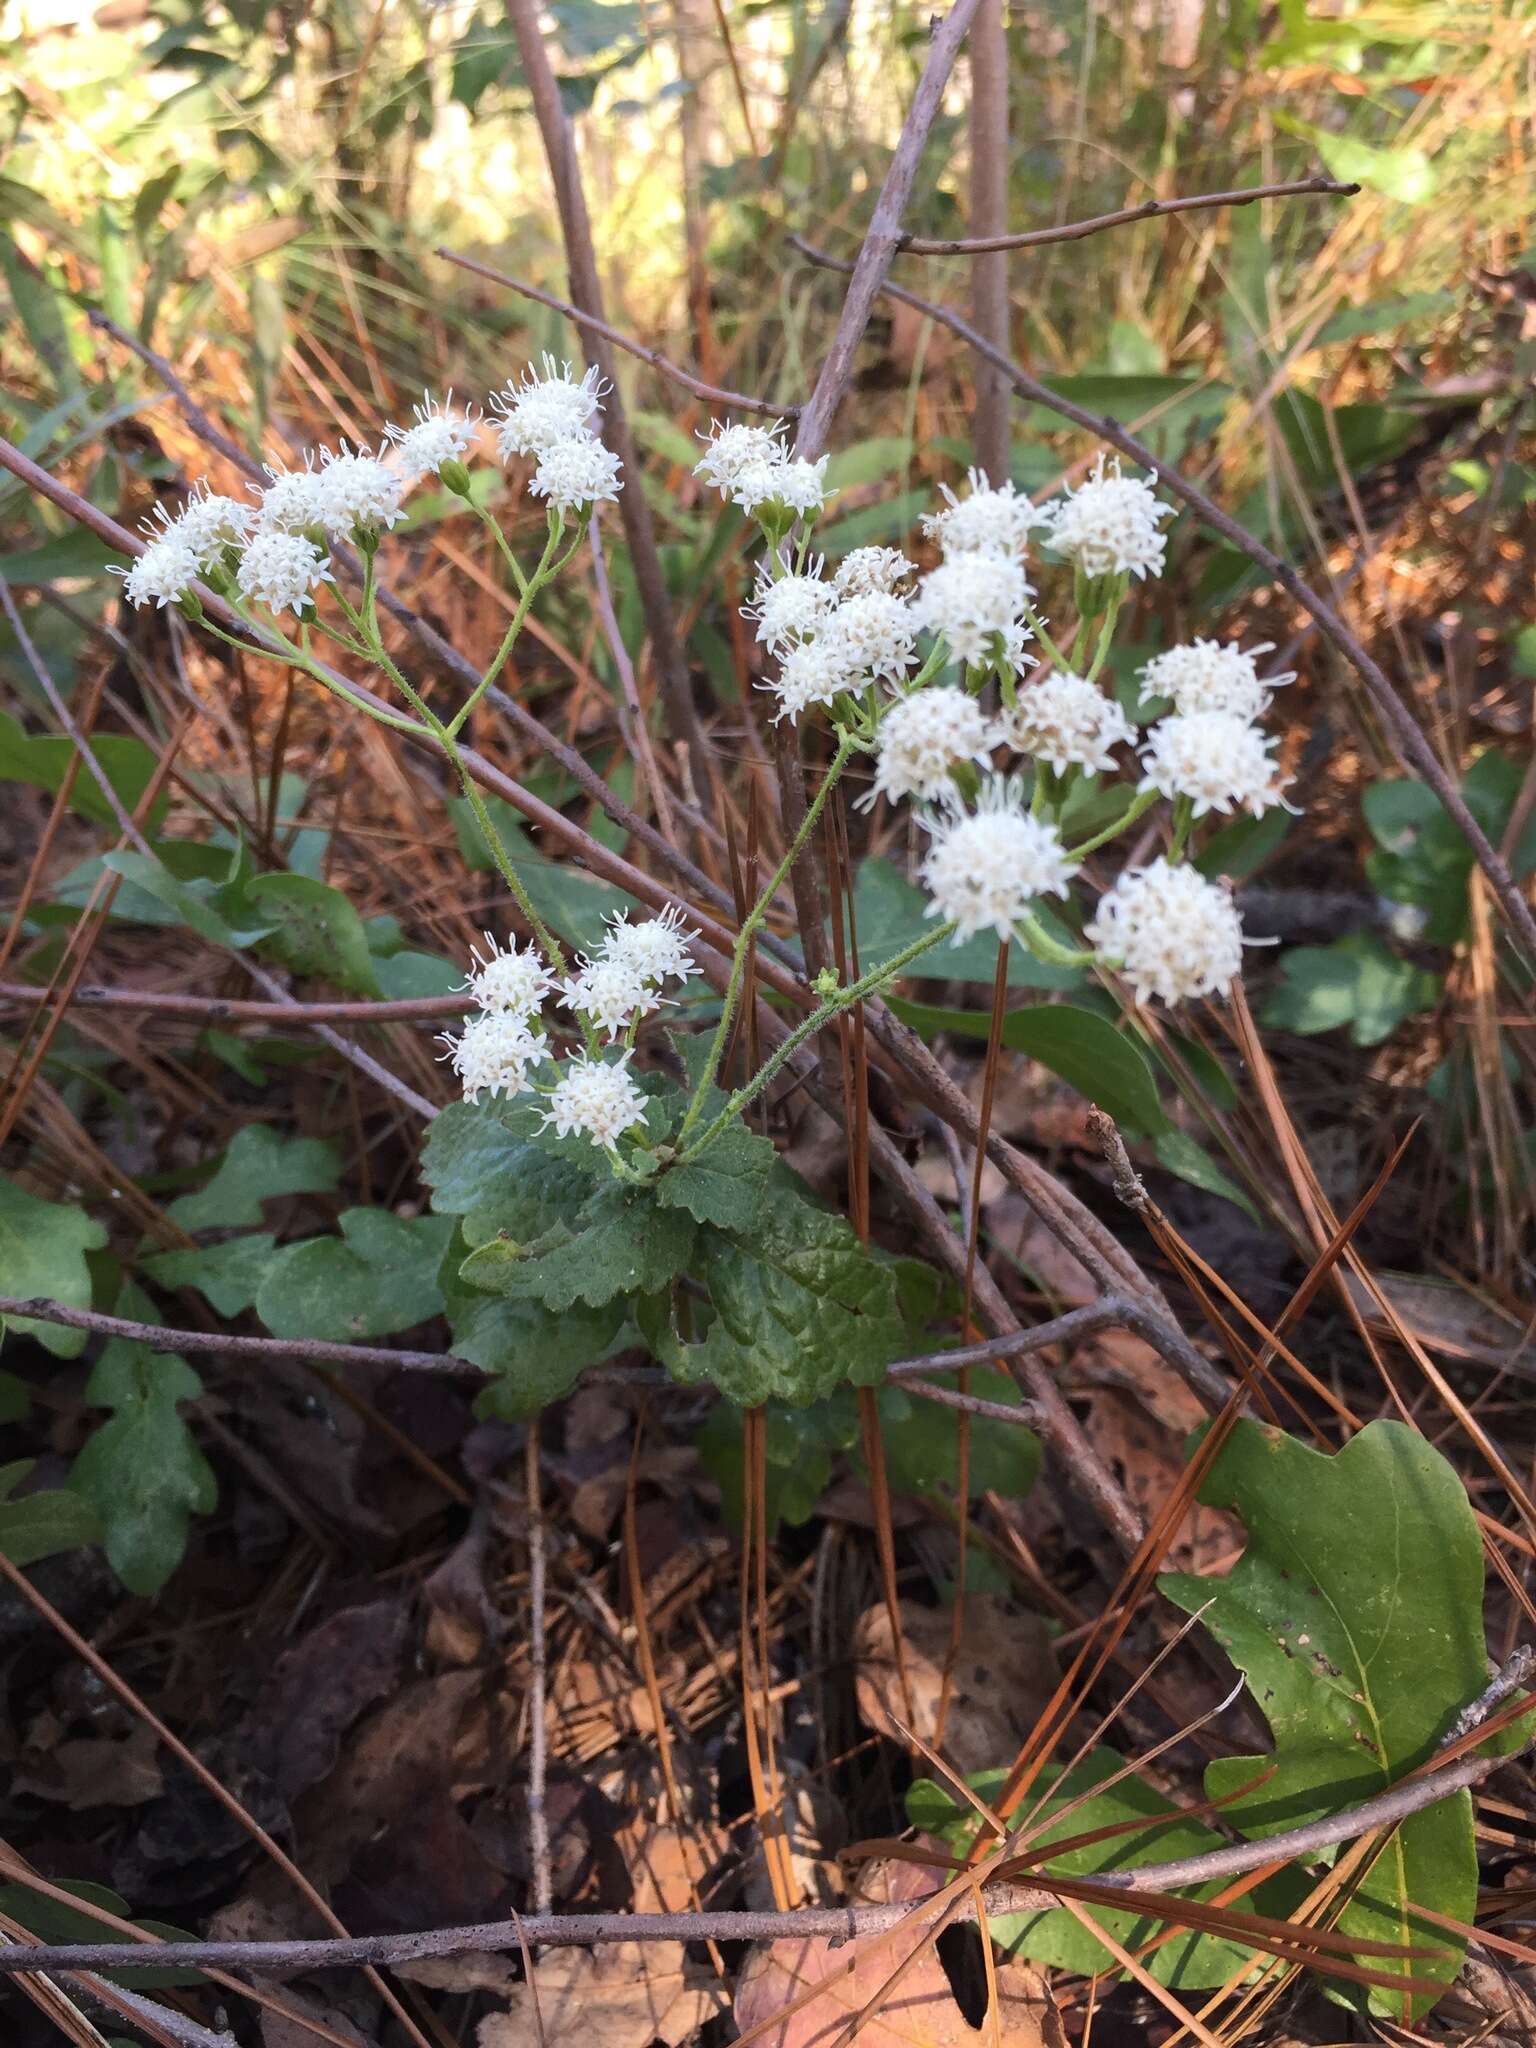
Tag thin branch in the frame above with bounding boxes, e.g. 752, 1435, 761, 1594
438, 248, 791, 418
895, 175, 1357, 255
0, 980, 468, 1024
788, 237, 1536, 964
0, 1735, 1521, 1976
966, 0, 1010, 483
524, 1422, 553, 1919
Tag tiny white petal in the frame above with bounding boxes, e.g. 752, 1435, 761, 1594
601, 906, 700, 986
541, 1052, 649, 1149
560, 955, 662, 1041
742, 555, 835, 650
1040, 453, 1172, 581
920, 774, 1079, 941
762, 636, 861, 724
255, 458, 330, 535
1086, 856, 1244, 1004
315, 447, 404, 537
1002, 670, 1134, 776
1139, 710, 1291, 818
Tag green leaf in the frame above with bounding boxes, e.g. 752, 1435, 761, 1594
1161, 1419, 1499, 2018
167, 1126, 341, 1231
0, 1460, 101, 1565
256, 1210, 455, 1342
371, 949, 462, 998
246, 874, 382, 995
100, 849, 275, 949
649, 1167, 936, 1405
0, 711, 168, 830
1152, 1129, 1258, 1221
1261, 935, 1440, 1047
142, 1234, 276, 1317
909, 1750, 1298, 1988
876, 1375, 1039, 1501
1195, 809, 1291, 882
854, 858, 1082, 991
1285, 123, 1437, 206
654, 1121, 777, 1234
887, 998, 1167, 1136
69, 1339, 216, 1596
0, 1878, 203, 1989
0, 1180, 107, 1358
697, 1397, 853, 1534
459, 1180, 697, 1312
459, 1294, 629, 1418
422, 1101, 601, 1243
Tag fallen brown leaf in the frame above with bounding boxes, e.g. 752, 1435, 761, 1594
479, 1939, 728, 2048
853, 1596, 1055, 1776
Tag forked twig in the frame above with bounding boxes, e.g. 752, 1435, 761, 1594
894, 174, 1357, 254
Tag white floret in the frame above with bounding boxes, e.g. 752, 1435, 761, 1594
920, 775, 1079, 941
1085, 857, 1244, 1004
463, 932, 554, 1016
863, 687, 996, 808
1003, 669, 1134, 776
492, 356, 606, 459
693, 419, 788, 494
256, 459, 330, 535
923, 469, 1042, 560
529, 433, 623, 515
833, 547, 917, 598
762, 636, 862, 724
117, 532, 201, 610
742, 557, 836, 650
440, 1010, 550, 1104
1041, 453, 1172, 581
913, 553, 1031, 669
385, 390, 479, 477
602, 906, 699, 986
542, 1053, 650, 1149
317, 448, 404, 537
1138, 638, 1293, 721
560, 954, 663, 1041
821, 590, 918, 685
1139, 710, 1291, 818
235, 531, 333, 616
729, 453, 830, 519
170, 485, 254, 564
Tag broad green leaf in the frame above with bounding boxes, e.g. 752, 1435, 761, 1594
1287, 123, 1437, 206
824, 436, 912, 491
101, 849, 275, 949
1261, 935, 1440, 1047
887, 998, 1167, 1135
1161, 1420, 1503, 2018
0, 1459, 101, 1566
422, 1102, 600, 1247
69, 1339, 216, 1596
0, 1878, 203, 1989
697, 1397, 855, 1534
457, 1294, 629, 1418
908, 1750, 1298, 1988
168, 1126, 341, 1231
143, 1234, 276, 1317
653, 1121, 777, 1234
0, 711, 167, 830
650, 1167, 936, 1405
0, 1180, 107, 1358
246, 874, 381, 995
1152, 1129, 1257, 1221
459, 1180, 697, 1312
1196, 809, 1291, 881
256, 1210, 455, 1342
371, 949, 462, 998
877, 1375, 1039, 1501
853, 858, 1082, 991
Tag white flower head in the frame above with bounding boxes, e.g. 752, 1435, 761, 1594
116, 532, 201, 610
602, 905, 699, 986
923, 468, 1043, 561
542, 1052, 649, 1150
1042, 454, 1172, 581
693, 419, 788, 494
492, 356, 607, 459
1003, 669, 1134, 776
560, 954, 663, 1041
914, 553, 1031, 669
235, 530, 333, 616
1086, 856, 1244, 1005
920, 775, 1079, 941
170, 484, 254, 564
256, 457, 330, 536
441, 1010, 550, 1104
385, 390, 479, 477
1139, 710, 1291, 818
742, 555, 835, 650
317, 446, 404, 537
1138, 638, 1293, 721
822, 590, 917, 685
763, 635, 861, 724
730, 453, 830, 520
530, 433, 623, 515
463, 932, 554, 1016
833, 546, 916, 598
863, 687, 996, 809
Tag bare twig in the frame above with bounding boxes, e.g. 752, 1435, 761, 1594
524, 1422, 553, 1919
438, 248, 790, 418
501, 0, 713, 801
0, 1296, 483, 1376
895, 175, 1357, 255
966, 0, 1010, 483
0, 979, 468, 1023
0, 1732, 1522, 1976
1448, 1646, 1536, 1744
789, 238, 1536, 963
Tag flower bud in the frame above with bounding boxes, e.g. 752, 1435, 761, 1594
439, 457, 474, 499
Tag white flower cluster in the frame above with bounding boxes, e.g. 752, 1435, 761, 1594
914, 471, 1038, 672
693, 420, 830, 522
1038, 454, 1173, 581
1086, 858, 1243, 1005
743, 555, 922, 725
1139, 637, 1293, 721
115, 363, 624, 614
439, 906, 698, 1146
1002, 669, 1134, 777
921, 776, 1079, 942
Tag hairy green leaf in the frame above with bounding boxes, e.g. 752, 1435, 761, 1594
0, 1459, 102, 1565
246, 873, 381, 995
143, 1234, 275, 1317
0, 1179, 107, 1358
168, 1126, 341, 1231
1161, 1420, 1504, 2018
654, 1121, 777, 1234
256, 1210, 455, 1342
459, 1180, 696, 1312
69, 1339, 216, 1596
